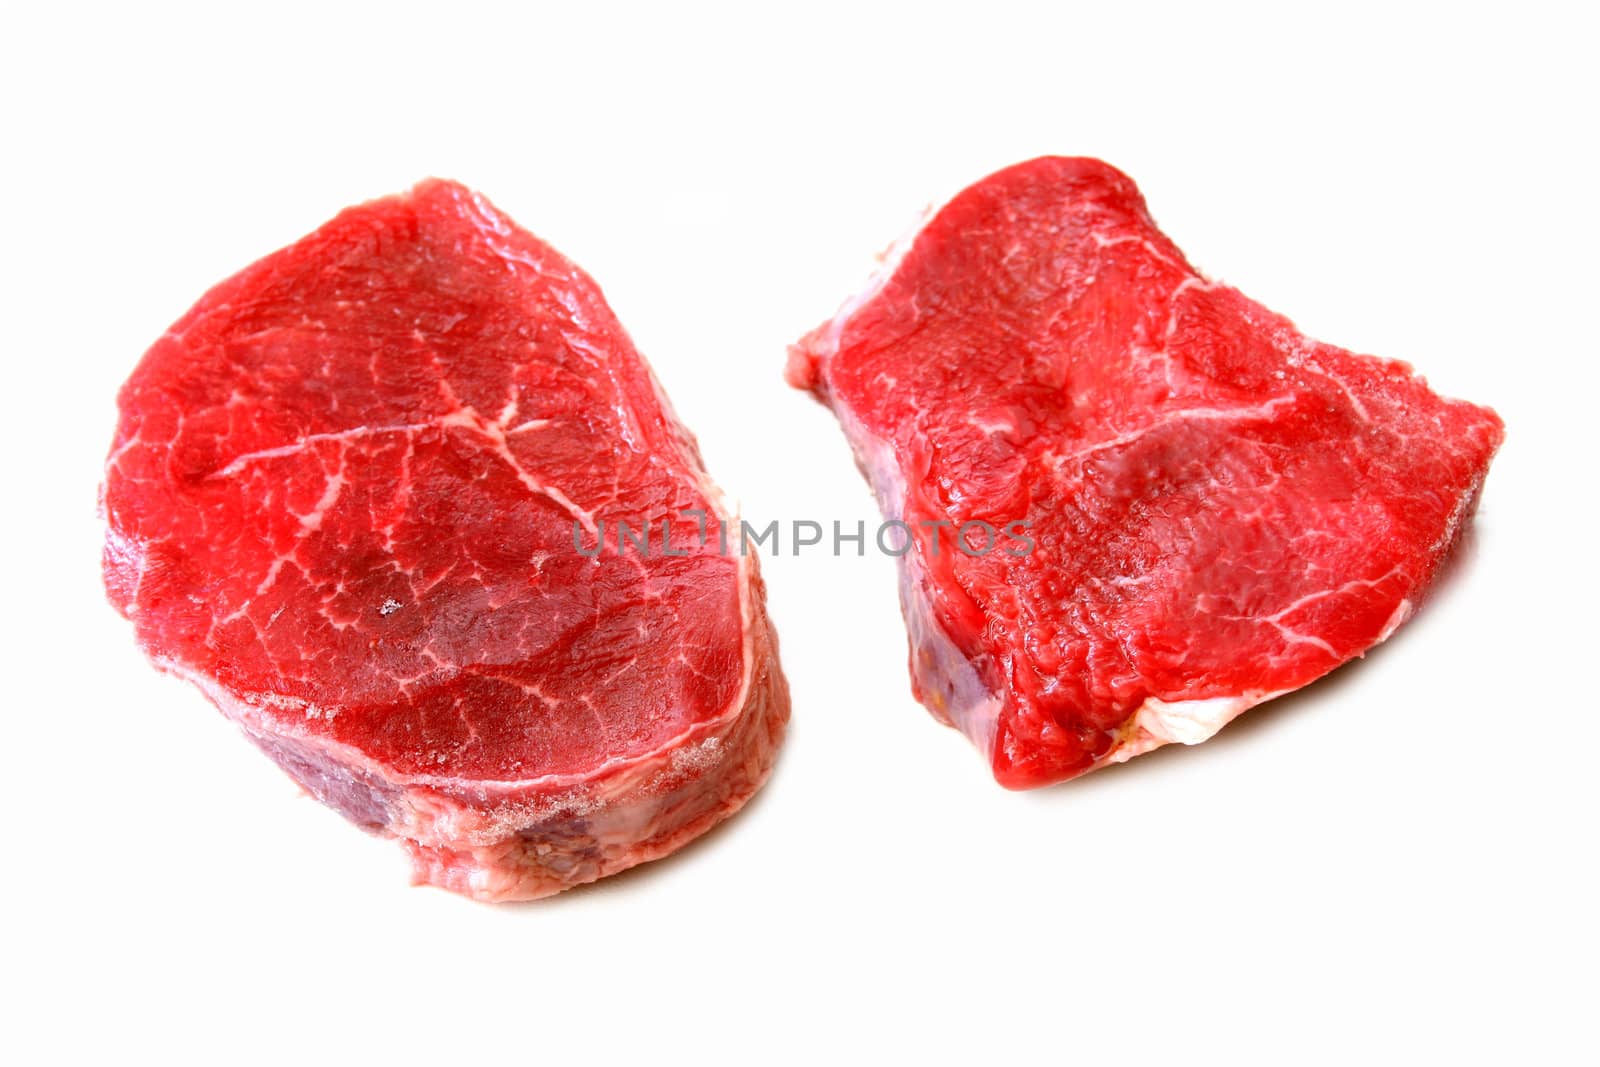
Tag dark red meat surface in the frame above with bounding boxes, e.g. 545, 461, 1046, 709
105, 180, 788, 898
789, 157, 1502, 789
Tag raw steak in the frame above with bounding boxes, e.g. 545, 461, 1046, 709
103, 180, 788, 899
788, 157, 1502, 789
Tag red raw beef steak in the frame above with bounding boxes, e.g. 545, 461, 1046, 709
104, 180, 789, 899
788, 157, 1502, 789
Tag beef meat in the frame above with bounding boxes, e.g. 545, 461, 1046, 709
104, 180, 789, 899
788, 157, 1502, 789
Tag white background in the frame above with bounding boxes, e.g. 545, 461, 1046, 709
4, 3, 1596, 1063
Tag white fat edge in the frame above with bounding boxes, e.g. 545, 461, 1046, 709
467, 863, 520, 898
1377, 598, 1415, 643
1105, 586, 1422, 766
1107, 691, 1286, 764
